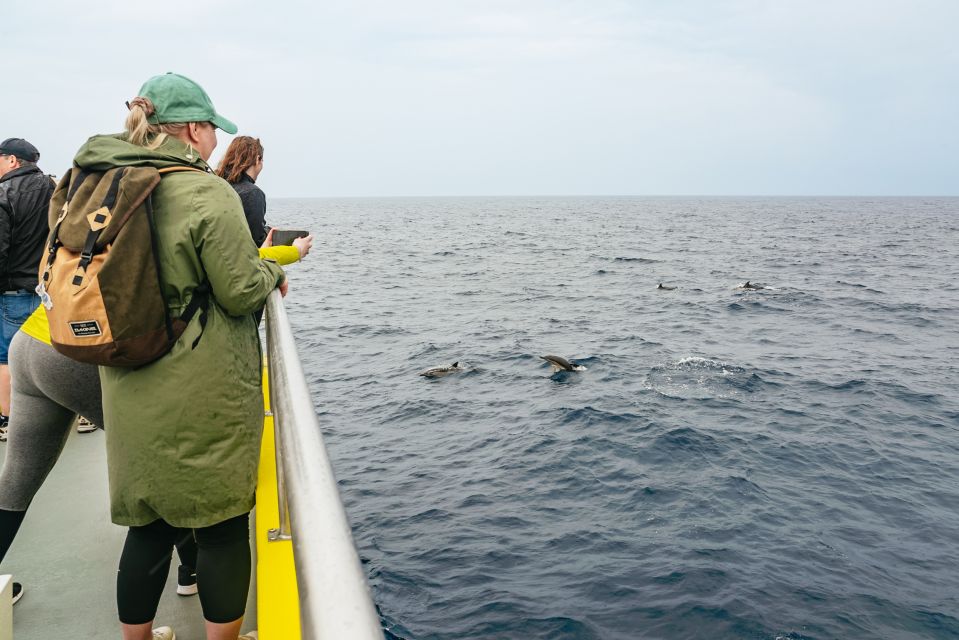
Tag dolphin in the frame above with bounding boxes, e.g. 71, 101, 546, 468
541, 355, 587, 372
657, 283, 676, 290
738, 281, 765, 290
418, 362, 464, 378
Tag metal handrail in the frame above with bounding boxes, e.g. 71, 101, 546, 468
265, 289, 384, 639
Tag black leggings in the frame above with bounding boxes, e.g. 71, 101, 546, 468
117, 513, 251, 624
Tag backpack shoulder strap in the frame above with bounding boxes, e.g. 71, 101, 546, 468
40, 168, 86, 290
157, 166, 208, 176
149, 165, 211, 349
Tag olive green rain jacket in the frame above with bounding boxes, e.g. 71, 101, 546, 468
74, 133, 285, 527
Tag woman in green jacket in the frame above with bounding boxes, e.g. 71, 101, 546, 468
78, 73, 282, 640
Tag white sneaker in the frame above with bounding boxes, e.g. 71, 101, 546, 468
76, 416, 98, 433
239, 632, 258, 640
152, 626, 176, 640
176, 564, 197, 596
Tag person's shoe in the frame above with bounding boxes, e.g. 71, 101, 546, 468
76, 416, 98, 433
0, 426, 7, 442
238, 632, 258, 640
11, 582, 22, 604
176, 565, 197, 596
152, 626, 175, 640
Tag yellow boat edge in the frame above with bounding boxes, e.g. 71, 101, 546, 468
257, 361, 302, 639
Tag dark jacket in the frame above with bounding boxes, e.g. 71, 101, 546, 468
0, 165, 54, 291
230, 173, 267, 247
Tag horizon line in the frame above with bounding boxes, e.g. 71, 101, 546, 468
269, 193, 959, 199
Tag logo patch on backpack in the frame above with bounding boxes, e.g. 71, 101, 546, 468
69, 320, 102, 338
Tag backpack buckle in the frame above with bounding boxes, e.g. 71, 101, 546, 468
79, 227, 100, 269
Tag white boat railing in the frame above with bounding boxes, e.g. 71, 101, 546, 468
264, 290, 383, 639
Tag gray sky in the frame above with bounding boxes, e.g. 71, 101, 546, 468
4, 1, 956, 196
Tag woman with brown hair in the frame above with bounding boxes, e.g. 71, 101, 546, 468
215, 137, 311, 323
215, 136, 269, 246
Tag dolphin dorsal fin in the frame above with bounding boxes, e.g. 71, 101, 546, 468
451, 362, 459, 367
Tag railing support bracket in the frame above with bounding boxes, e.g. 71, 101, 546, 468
267, 527, 292, 542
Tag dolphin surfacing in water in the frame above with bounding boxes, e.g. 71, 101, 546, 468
419, 362, 464, 378
737, 281, 765, 290
657, 283, 676, 290
541, 355, 587, 372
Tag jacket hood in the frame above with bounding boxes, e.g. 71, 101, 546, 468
72, 133, 210, 172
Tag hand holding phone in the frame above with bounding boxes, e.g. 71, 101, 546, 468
292, 234, 314, 259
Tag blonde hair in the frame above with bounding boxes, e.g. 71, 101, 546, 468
124, 99, 187, 149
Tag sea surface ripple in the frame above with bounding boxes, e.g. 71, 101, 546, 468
271, 196, 959, 640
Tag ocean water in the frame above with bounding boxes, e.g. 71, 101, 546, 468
271, 196, 959, 640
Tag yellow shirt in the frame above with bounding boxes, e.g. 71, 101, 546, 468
19, 245, 300, 346
19, 304, 49, 345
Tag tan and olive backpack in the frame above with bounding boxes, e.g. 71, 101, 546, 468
38, 165, 208, 367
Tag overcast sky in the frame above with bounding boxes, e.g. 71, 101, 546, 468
4, 1, 956, 196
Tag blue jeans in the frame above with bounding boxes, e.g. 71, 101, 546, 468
1, 291, 40, 364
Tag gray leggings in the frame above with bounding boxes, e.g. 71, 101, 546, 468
0, 331, 102, 511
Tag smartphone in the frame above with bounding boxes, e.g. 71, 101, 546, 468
271, 229, 309, 246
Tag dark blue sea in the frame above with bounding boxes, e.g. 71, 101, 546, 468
272, 197, 959, 640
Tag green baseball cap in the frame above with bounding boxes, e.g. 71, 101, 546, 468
137, 72, 238, 134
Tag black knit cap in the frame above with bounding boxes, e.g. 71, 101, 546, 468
0, 138, 40, 162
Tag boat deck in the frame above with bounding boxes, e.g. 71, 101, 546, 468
0, 427, 258, 639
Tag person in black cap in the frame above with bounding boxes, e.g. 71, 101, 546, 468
0, 138, 54, 439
